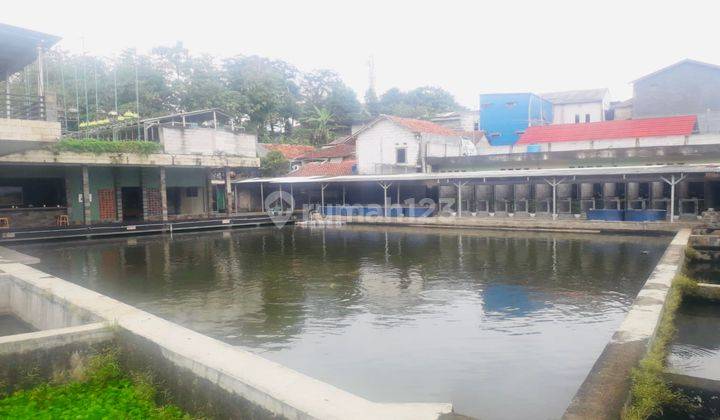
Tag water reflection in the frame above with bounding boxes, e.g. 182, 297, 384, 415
668, 299, 720, 381
13, 225, 669, 420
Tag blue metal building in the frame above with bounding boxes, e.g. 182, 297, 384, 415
479, 93, 553, 146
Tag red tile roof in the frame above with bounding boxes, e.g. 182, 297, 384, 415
298, 144, 355, 160
289, 160, 356, 177
517, 115, 697, 144
386, 115, 461, 137
262, 144, 316, 159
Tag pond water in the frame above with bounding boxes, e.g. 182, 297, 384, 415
668, 299, 720, 381
12, 225, 669, 419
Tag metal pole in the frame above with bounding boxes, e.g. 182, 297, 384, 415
278, 184, 283, 212
342, 184, 346, 206
552, 179, 557, 217
457, 183, 462, 217
321, 184, 326, 215
670, 175, 675, 223
36, 44, 45, 97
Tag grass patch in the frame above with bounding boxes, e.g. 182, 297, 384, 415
54, 139, 163, 155
623, 274, 698, 420
0, 350, 191, 419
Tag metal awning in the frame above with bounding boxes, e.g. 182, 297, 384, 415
233, 163, 720, 185
0, 23, 60, 77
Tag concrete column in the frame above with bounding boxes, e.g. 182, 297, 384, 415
113, 168, 123, 222
206, 169, 214, 215
225, 168, 233, 216
626, 182, 640, 200
651, 181, 664, 200
159, 167, 168, 221
557, 183, 571, 198
81, 166, 91, 226
494, 184, 510, 212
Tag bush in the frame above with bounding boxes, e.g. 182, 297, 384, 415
54, 139, 163, 155
0, 350, 190, 419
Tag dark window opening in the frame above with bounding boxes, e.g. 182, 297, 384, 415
167, 187, 182, 215
574, 114, 580, 124
585, 114, 591, 123
396, 148, 407, 164
0, 178, 66, 208
505, 101, 517, 108
186, 187, 199, 197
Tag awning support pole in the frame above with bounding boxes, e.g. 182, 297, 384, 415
321, 183, 328, 215
661, 173, 687, 223
260, 183, 264, 212
452, 180, 469, 217
544, 177, 566, 218
379, 182, 392, 217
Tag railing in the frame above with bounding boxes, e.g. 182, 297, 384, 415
0, 93, 46, 121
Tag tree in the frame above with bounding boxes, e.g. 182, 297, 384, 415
376, 86, 461, 119
304, 106, 334, 146
364, 87, 380, 117
260, 150, 291, 176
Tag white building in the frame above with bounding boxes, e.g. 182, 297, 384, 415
541, 88, 610, 124
431, 110, 480, 132
355, 115, 471, 174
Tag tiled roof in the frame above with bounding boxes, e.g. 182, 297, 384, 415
299, 144, 355, 160
540, 88, 608, 105
517, 115, 697, 144
386, 115, 461, 137
289, 160, 356, 177
262, 144, 316, 159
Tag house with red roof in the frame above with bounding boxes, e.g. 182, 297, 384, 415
354, 114, 476, 174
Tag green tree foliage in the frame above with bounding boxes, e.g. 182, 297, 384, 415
260, 150, 291, 176
15, 46, 461, 144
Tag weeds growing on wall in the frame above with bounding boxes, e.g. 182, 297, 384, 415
0, 350, 191, 419
54, 139, 163, 155
623, 274, 698, 420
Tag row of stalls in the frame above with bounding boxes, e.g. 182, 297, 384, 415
233, 164, 720, 222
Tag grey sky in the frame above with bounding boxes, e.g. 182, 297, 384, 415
6, 0, 720, 108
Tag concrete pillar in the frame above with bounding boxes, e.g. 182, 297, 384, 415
626, 182, 640, 200
159, 167, 168, 221
225, 168, 233, 216
677, 181, 689, 199
514, 184, 530, 200
535, 183, 551, 213
113, 168, 123, 222
651, 181, 664, 200
494, 184, 510, 211
206, 169, 214, 215
81, 166, 91, 226
557, 183, 572, 198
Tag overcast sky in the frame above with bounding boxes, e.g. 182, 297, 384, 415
6, 1, 720, 108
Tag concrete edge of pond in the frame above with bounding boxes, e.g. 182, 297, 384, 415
562, 228, 690, 420
0, 253, 453, 420
324, 214, 694, 234
0, 322, 111, 354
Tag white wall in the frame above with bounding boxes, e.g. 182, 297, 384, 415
356, 120, 466, 174
552, 102, 605, 124
356, 120, 419, 174
161, 127, 257, 157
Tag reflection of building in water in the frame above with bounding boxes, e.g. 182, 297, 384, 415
481, 284, 547, 316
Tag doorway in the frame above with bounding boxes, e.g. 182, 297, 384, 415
121, 187, 143, 221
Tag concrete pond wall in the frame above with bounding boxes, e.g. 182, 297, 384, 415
0, 252, 452, 420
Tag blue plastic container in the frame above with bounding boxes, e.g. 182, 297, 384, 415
388, 207, 404, 217
323, 206, 334, 216
587, 209, 624, 221
363, 206, 382, 217
624, 210, 667, 222
404, 207, 431, 217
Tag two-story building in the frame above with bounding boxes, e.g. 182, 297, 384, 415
479, 93, 553, 146
541, 88, 609, 124
0, 23, 259, 231
632, 59, 720, 132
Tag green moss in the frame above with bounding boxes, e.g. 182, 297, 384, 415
54, 139, 163, 155
623, 274, 698, 420
0, 350, 191, 419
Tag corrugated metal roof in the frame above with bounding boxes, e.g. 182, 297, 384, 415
233, 163, 720, 184
517, 115, 697, 144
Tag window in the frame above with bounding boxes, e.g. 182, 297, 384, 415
186, 187, 199, 197
396, 148, 407, 164
505, 101, 517, 108
574, 114, 580, 124
585, 114, 591, 123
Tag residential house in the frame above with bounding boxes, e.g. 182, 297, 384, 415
609, 99, 633, 120
479, 93, 553, 146
289, 143, 357, 177
355, 114, 470, 174
257, 143, 315, 171
541, 88, 609, 124
632, 59, 720, 132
